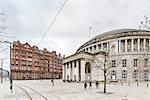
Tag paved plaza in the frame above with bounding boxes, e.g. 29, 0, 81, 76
0, 79, 150, 100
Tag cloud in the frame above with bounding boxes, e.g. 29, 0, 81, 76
0, 0, 150, 71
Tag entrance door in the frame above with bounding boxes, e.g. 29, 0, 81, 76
85, 62, 91, 81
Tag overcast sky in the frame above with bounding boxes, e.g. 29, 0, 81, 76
0, 0, 150, 70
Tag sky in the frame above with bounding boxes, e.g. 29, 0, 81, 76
0, 0, 150, 70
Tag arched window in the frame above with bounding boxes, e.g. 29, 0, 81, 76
144, 70, 149, 79
111, 70, 117, 79
85, 62, 91, 73
133, 70, 138, 79
122, 70, 127, 79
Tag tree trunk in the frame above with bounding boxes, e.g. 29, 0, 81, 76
104, 71, 106, 93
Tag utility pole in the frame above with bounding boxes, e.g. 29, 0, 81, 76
89, 26, 92, 40
0, 58, 8, 84
1, 58, 3, 84
1, 41, 12, 93
9, 42, 12, 94
1, 58, 4, 84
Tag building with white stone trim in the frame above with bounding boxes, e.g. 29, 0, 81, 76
63, 29, 150, 82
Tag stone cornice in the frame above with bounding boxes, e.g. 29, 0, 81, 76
77, 29, 150, 52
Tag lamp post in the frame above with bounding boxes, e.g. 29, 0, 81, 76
89, 26, 92, 40
52, 61, 54, 86
1, 41, 12, 93
50, 57, 54, 86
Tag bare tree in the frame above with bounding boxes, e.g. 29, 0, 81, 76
139, 16, 150, 30
94, 49, 121, 93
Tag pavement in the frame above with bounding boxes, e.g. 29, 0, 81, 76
0, 79, 150, 100
0, 79, 16, 100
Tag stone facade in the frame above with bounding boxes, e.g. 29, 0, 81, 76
63, 29, 150, 82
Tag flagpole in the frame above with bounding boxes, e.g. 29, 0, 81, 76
89, 26, 92, 40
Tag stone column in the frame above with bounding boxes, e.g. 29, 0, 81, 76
107, 42, 109, 52
118, 40, 120, 52
149, 39, 150, 52
76, 60, 79, 81
131, 39, 134, 52
72, 61, 74, 81
64, 64, 67, 80
66, 63, 69, 80
138, 39, 140, 51
125, 39, 127, 52
96, 45, 98, 52
81, 60, 85, 82
62, 64, 65, 80
148, 70, 150, 80
68, 62, 71, 80
70, 62, 72, 81
101, 43, 103, 51
144, 38, 146, 51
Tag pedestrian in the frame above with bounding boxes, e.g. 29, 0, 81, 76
89, 81, 92, 89
84, 82, 87, 90
51, 79, 54, 86
96, 81, 99, 89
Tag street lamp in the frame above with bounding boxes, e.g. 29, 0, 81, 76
1, 41, 12, 93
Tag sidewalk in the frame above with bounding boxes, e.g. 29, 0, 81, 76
0, 79, 150, 100
0, 80, 16, 100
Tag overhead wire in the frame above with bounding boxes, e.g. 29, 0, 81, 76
37, 0, 67, 46
0, 46, 9, 52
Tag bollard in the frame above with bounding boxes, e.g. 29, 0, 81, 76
137, 83, 138, 87
121, 82, 122, 86
128, 82, 130, 86
122, 95, 127, 100
147, 83, 149, 87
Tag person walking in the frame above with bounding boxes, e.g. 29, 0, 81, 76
51, 79, 54, 86
84, 82, 87, 90
96, 81, 99, 89
89, 81, 92, 89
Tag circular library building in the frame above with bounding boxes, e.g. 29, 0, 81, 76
63, 29, 150, 82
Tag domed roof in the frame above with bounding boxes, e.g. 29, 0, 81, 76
77, 28, 150, 52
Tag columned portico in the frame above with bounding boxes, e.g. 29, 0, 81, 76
63, 52, 94, 82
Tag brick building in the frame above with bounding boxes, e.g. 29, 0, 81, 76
11, 41, 63, 80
